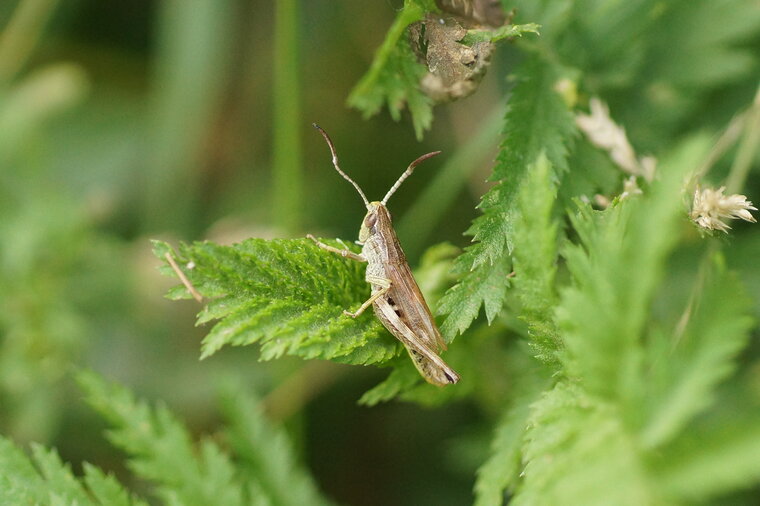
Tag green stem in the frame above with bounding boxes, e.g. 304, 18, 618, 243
143, 0, 233, 234
0, 0, 60, 84
272, 0, 303, 234
725, 84, 760, 194
347, 0, 426, 108
689, 111, 747, 187
397, 107, 503, 258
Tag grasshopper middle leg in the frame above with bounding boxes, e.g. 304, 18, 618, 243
344, 276, 391, 318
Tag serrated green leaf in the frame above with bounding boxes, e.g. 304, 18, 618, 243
557, 135, 710, 405
220, 387, 334, 506
153, 238, 401, 367
0, 436, 143, 506
514, 382, 652, 506
29, 443, 92, 505
83, 463, 146, 506
640, 258, 754, 448
649, 0, 760, 88
488, 56, 575, 259
0, 436, 54, 505
346, 0, 434, 139
78, 371, 245, 506
473, 363, 549, 506
437, 252, 511, 340
358, 359, 420, 406
438, 56, 575, 337
653, 414, 760, 501
511, 153, 561, 363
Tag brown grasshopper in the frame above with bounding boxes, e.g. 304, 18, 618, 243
308, 124, 460, 386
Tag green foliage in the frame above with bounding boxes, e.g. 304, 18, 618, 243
510, 153, 561, 362
346, 0, 435, 140
0, 433, 143, 506
653, 414, 760, 500
639, 260, 754, 448
437, 57, 575, 339
0, 372, 333, 506
557, 137, 706, 406
473, 359, 549, 506
146, 3, 759, 502
357, 359, 421, 406
506, 137, 757, 504
79, 371, 245, 506
646, 0, 760, 88
461, 23, 541, 45
437, 254, 511, 339
3, 0, 760, 504
220, 387, 333, 506
515, 382, 652, 506
77, 372, 333, 506
153, 239, 399, 365
0, 54, 126, 443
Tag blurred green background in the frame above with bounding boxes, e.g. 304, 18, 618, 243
2, 0, 760, 505
0, 1, 505, 504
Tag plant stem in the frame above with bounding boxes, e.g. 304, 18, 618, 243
690, 111, 746, 186
725, 83, 760, 194
0, 0, 60, 84
272, 0, 302, 234
263, 361, 346, 421
346, 0, 426, 109
143, 0, 234, 234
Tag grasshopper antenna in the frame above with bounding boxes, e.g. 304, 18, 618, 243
381, 150, 441, 205
312, 123, 370, 207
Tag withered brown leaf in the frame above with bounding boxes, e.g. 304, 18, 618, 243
411, 13, 494, 102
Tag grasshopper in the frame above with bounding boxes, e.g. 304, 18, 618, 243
308, 124, 460, 386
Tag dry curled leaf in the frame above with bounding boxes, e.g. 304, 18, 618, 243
411, 13, 494, 102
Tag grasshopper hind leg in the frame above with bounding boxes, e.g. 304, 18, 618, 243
407, 348, 460, 386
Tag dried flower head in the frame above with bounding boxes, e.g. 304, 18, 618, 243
576, 98, 656, 182
691, 186, 757, 233
620, 176, 643, 200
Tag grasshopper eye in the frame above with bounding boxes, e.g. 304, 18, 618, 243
364, 213, 377, 229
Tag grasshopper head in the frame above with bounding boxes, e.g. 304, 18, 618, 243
358, 201, 390, 243
311, 124, 440, 244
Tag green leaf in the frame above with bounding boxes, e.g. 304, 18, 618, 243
357, 359, 421, 406
485, 56, 575, 261
220, 387, 333, 506
648, 0, 760, 88
513, 382, 652, 506
0, 437, 64, 505
153, 239, 400, 366
78, 371, 245, 506
438, 56, 575, 337
511, 153, 561, 363
462, 23, 541, 45
83, 463, 145, 506
29, 443, 94, 504
437, 252, 511, 340
346, 0, 434, 139
0, 436, 144, 506
653, 414, 760, 501
473, 362, 549, 506
640, 257, 754, 448
557, 135, 710, 405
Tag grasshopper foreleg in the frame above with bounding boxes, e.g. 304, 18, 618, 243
344, 276, 391, 318
307, 234, 366, 262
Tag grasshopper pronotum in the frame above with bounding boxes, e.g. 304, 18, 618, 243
308, 124, 460, 386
